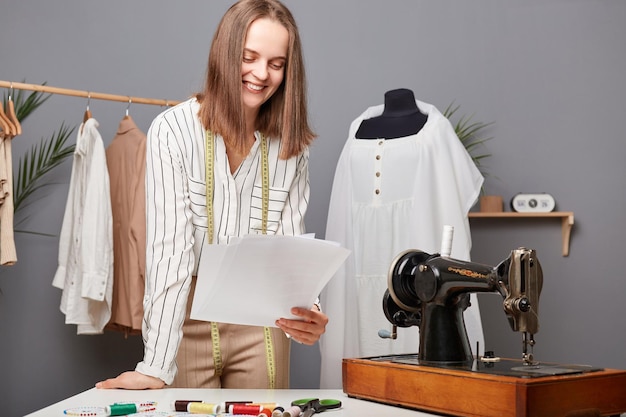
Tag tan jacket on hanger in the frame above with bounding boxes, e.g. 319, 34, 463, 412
0, 133, 17, 266
105, 116, 146, 335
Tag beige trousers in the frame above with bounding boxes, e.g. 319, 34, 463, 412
170, 277, 291, 388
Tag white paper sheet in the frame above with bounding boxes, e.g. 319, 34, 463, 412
190, 234, 350, 327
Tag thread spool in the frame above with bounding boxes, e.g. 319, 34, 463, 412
440, 225, 454, 257
230, 404, 262, 415
107, 404, 137, 416
172, 400, 203, 412
259, 407, 273, 417
282, 405, 302, 417
188, 402, 221, 414
105, 402, 157, 416
272, 406, 285, 417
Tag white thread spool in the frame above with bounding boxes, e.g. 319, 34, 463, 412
440, 225, 454, 257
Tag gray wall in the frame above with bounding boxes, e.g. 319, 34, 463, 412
2, 1, 625, 416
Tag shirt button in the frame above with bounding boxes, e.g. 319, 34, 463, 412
375, 189, 380, 195
378, 140, 384, 145
375, 172, 381, 177
375, 155, 381, 160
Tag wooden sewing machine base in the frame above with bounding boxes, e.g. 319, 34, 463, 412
342, 356, 626, 417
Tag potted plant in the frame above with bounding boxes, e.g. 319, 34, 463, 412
443, 103, 501, 212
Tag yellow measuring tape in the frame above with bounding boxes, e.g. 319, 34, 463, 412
204, 130, 276, 388
258, 135, 276, 388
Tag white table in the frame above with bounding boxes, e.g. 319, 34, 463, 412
25, 388, 434, 416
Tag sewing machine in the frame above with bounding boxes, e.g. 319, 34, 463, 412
381, 246, 543, 370
342, 241, 626, 417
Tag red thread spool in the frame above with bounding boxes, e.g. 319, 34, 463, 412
230, 404, 262, 415
259, 407, 273, 417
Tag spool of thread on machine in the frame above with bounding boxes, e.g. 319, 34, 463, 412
440, 224, 454, 257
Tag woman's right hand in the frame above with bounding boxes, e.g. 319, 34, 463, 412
95, 371, 165, 390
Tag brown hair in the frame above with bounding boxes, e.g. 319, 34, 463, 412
197, 0, 315, 159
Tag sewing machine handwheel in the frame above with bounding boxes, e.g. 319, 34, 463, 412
382, 289, 421, 328
387, 249, 430, 312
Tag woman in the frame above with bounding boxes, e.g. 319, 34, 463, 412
97, 0, 327, 390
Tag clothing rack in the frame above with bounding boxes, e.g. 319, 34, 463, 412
0, 80, 182, 107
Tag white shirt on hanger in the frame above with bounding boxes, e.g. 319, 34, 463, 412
52, 118, 113, 335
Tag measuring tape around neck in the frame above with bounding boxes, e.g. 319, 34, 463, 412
204, 130, 275, 387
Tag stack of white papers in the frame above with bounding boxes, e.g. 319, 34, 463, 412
190, 234, 350, 327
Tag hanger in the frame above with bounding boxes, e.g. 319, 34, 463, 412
81, 93, 92, 134
83, 92, 92, 123
0, 90, 16, 136
7, 83, 22, 136
0, 98, 9, 135
124, 97, 132, 120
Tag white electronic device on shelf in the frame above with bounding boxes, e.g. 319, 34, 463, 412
510, 193, 555, 213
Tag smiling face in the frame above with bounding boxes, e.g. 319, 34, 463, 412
241, 17, 289, 119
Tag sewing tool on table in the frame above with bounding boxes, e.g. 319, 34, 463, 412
290, 398, 342, 417
172, 400, 285, 416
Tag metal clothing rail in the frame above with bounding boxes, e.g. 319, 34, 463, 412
0, 80, 181, 107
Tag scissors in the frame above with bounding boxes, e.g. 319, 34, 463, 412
291, 398, 342, 417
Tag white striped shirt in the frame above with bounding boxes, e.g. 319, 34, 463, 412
136, 98, 310, 384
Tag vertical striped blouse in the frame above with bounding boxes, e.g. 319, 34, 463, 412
135, 98, 310, 384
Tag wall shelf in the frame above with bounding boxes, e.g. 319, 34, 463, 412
468, 211, 574, 257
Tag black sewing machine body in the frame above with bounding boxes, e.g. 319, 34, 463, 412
383, 247, 543, 368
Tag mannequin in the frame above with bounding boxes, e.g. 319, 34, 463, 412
320, 92, 484, 389
355, 88, 428, 139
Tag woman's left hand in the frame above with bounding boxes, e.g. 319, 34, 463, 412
275, 306, 328, 345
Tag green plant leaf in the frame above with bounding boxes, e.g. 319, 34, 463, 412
443, 101, 494, 177
13, 122, 76, 216
5, 81, 76, 235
